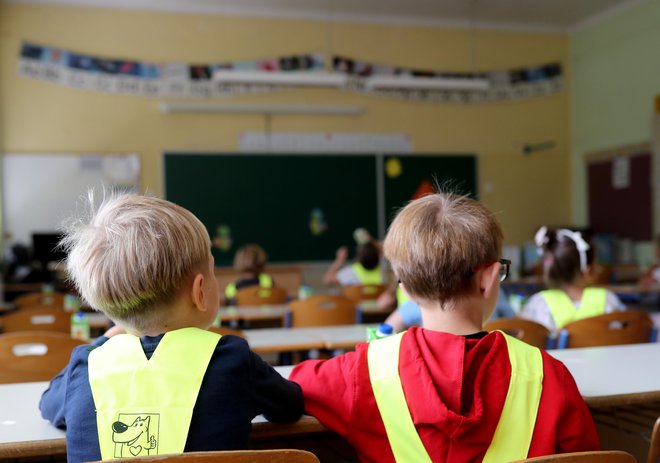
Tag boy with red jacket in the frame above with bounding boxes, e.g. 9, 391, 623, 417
290, 192, 598, 462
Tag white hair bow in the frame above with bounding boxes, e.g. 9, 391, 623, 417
556, 229, 590, 272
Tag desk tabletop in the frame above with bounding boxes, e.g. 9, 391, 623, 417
604, 283, 660, 295
217, 305, 290, 322
548, 342, 660, 407
244, 324, 373, 353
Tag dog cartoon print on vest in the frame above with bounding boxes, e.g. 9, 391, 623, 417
111, 414, 159, 458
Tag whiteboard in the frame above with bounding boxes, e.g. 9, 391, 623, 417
1, 153, 140, 245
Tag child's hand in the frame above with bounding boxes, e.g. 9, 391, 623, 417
335, 246, 349, 262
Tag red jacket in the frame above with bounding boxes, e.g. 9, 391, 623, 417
290, 328, 598, 463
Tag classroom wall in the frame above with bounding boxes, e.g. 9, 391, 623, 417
570, 0, 660, 227
0, 3, 571, 245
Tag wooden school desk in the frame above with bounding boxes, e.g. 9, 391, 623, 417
243, 324, 374, 354
217, 305, 290, 325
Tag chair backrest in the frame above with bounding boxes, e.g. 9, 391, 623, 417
1, 306, 71, 333
512, 450, 636, 462
289, 295, 356, 327
234, 286, 288, 306
208, 326, 245, 339
647, 416, 660, 463
341, 284, 387, 302
484, 318, 550, 349
558, 310, 654, 349
14, 291, 66, 309
87, 449, 320, 463
0, 331, 85, 383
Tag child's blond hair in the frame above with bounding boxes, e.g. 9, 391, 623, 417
383, 192, 502, 304
61, 192, 211, 332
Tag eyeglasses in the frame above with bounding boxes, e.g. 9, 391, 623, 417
469, 259, 511, 282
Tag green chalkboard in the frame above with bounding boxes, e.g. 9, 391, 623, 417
164, 153, 379, 264
383, 155, 478, 224
164, 153, 476, 263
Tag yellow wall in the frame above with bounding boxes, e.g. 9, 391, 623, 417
0, 4, 570, 244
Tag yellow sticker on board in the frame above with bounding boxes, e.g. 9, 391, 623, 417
385, 157, 402, 178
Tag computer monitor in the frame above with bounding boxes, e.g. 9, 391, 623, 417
31, 232, 67, 264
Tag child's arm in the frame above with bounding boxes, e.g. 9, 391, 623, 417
323, 246, 349, 285
39, 336, 109, 427
289, 349, 360, 437
249, 351, 304, 423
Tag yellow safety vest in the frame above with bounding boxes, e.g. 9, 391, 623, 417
351, 263, 383, 285
88, 328, 220, 460
396, 286, 409, 307
367, 331, 543, 463
224, 273, 273, 299
541, 288, 607, 329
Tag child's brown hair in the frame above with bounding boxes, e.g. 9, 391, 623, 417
233, 244, 268, 275
383, 192, 503, 304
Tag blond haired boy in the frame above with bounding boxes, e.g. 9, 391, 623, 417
290, 192, 597, 462
40, 194, 303, 463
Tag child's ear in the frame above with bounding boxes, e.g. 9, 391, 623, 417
190, 272, 208, 311
478, 262, 500, 299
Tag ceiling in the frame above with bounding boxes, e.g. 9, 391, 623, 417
4, 0, 645, 33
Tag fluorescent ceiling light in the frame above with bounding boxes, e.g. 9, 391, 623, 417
159, 102, 364, 116
213, 70, 348, 88
365, 75, 490, 91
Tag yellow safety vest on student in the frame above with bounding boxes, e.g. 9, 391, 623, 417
88, 328, 221, 460
396, 287, 409, 307
224, 273, 273, 299
541, 288, 607, 329
367, 331, 543, 463
351, 263, 383, 285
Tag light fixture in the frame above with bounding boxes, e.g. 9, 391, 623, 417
159, 102, 364, 116
212, 70, 348, 88
364, 75, 490, 91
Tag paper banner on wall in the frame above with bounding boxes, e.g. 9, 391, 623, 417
612, 156, 631, 189
309, 208, 328, 236
411, 179, 436, 200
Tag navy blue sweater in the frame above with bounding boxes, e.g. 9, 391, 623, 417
39, 334, 303, 463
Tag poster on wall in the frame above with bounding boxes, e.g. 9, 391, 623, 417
17, 41, 563, 103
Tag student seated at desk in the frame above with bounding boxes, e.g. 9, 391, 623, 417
521, 226, 625, 332
324, 239, 385, 286
291, 193, 597, 462
39, 194, 302, 463
384, 286, 516, 333
224, 244, 274, 305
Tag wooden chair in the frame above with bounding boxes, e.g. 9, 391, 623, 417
14, 291, 66, 309
341, 284, 387, 302
557, 310, 655, 349
484, 318, 551, 349
512, 450, 636, 462
0, 331, 85, 383
647, 416, 660, 463
87, 449, 320, 463
1, 306, 70, 333
208, 326, 245, 339
234, 286, 288, 306
289, 295, 356, 327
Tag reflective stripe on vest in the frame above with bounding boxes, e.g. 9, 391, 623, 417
351, 263, 383, 285
367, 331, 543, 463
224, 273, 274, 299
88, 328, 220, 460
541, 288, 607, 329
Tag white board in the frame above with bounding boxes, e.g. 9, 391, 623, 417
1, 153, 140, 245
